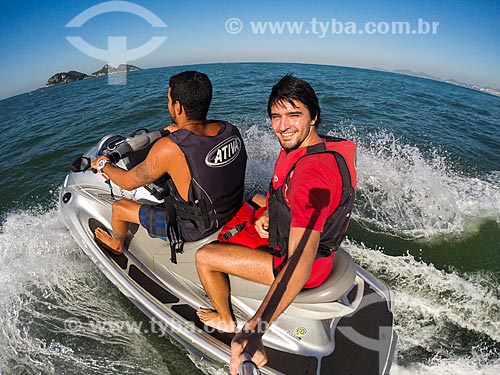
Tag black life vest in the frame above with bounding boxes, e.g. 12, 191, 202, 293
268, 135, 356, 258
164, 121, 247, 250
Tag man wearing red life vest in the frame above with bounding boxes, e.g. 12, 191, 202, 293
195, 74, 357, 374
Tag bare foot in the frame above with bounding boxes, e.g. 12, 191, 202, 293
95, 227, 122, 254
197, 308, 236, 333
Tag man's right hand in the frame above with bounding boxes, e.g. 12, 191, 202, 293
230, 331, 267, 375
91, 155, 111, 180
254, 210, 269, 238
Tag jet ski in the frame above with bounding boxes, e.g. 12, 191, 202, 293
59, 129, 397, 375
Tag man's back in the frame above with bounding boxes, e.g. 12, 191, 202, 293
163, 121, 247, 242
91, 71, 247, 253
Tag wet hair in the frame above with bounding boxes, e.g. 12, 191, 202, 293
267, 74, 321, 126
169, 71, 212, 120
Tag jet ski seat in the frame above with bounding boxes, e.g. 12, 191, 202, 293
229, 248, 357, 304
294, 248, 356, 303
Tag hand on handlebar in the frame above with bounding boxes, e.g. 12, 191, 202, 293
91, 155, 111, 181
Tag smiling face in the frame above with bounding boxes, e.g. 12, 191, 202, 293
270, 99, 318, 152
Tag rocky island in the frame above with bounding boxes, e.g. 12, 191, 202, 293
45, 64, 141, 87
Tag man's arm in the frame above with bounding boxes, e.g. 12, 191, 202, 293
229, 227, 320, 374
251, 227, 320, 326
95, 138, 175, 191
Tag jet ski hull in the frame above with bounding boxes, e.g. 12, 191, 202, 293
59, 134, 397, 374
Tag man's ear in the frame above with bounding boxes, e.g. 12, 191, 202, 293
174, 100, 183, 116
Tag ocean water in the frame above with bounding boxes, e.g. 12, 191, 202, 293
0, 62, 499, 374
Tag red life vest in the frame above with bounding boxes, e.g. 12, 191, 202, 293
268, 136, 357, 258
217, 201, 269, 249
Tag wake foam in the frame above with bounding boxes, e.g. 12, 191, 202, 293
344, 240, 500, 374
0, 208, 183, 374
244, 123, 500, 238
345, 240, 500, 341
392, 354, 500, 375
334, 129, 500, 238
242, 124, 280, 196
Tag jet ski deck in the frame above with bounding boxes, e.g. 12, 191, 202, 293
59, 132, 397, 374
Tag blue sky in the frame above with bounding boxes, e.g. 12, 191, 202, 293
1, 0, 499, 99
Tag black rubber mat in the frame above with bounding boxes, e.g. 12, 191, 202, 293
129, 264, 180, 304
321, 283, 394, 375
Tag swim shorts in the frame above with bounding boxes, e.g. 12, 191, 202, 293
273, 251, 335, 289
138, 204, 168, 240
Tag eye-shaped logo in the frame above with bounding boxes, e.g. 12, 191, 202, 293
66, 1, 167, 85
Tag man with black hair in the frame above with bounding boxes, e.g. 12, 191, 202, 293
92, 71, 247, 254
195, 74, 356, 374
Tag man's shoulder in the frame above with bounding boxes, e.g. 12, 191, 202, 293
295, 152, 338, 174
209, 119, 232, 126
154, 135, 177, 146
149, 136, 182, 158
291, 153, 341, 189
208, 120, 238, 135
146, 136, 187, 177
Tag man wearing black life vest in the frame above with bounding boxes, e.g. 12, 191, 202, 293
91, 71, 247, 255
195, 75, 356, 374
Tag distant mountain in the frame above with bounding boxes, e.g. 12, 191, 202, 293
91, 64, 141, 76
46, 71, 89, 86
372, 68, 500, 98
45, 64, 141, 87
392, 69, 443, 82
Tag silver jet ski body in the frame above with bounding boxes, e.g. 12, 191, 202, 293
59, 131, 397, 375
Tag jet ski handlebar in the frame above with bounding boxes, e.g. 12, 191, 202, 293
70, 128, 168, 173
105, 130, 165, 163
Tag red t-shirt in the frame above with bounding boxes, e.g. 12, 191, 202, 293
271, 142, 342, 232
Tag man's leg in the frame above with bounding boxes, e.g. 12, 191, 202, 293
196, 243, 275, 333
95, 199, 141, 253
251, 193, 266, 207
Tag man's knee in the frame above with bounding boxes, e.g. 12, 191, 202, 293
112, 199, 139, 220
196, 243, 218, 266
112, 199, 127, 213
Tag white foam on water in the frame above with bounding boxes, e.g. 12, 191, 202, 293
336, 129, 500, 238
392, 354, 500, 375
0, 207, 175, 374
345, 241, 500, 341
242, 124, 281, 195
246, 122, 500, 238
343, 240, 500, 374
